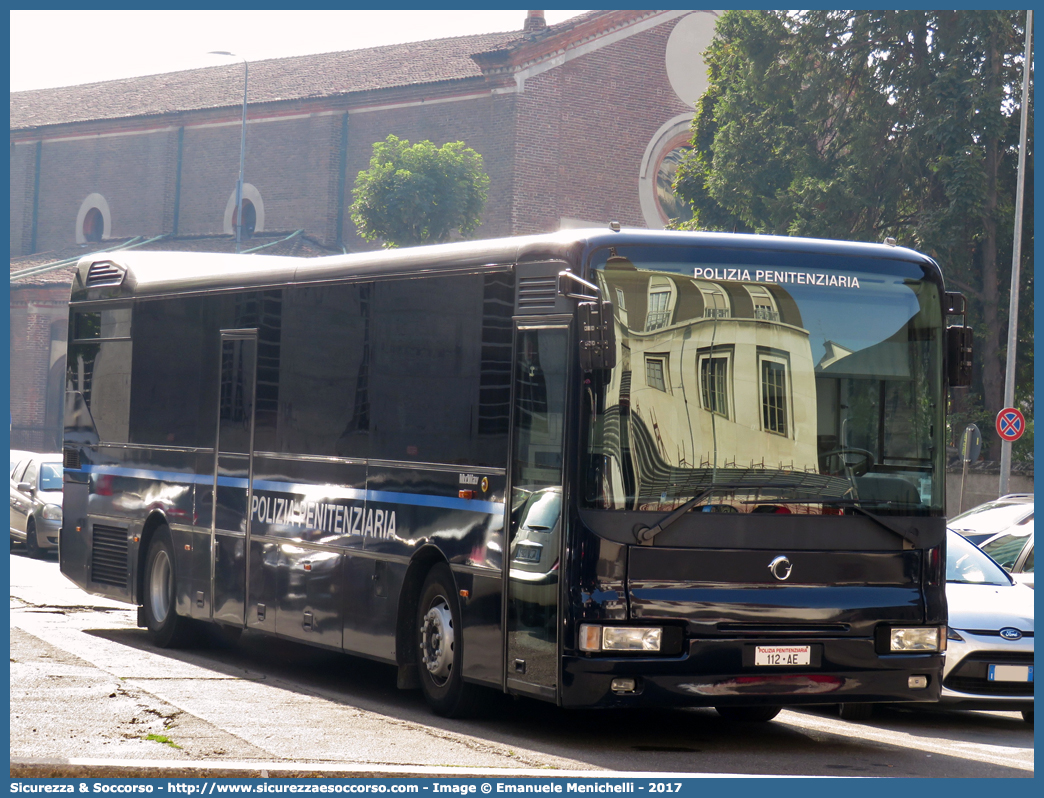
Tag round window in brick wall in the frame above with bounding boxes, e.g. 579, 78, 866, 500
82, 207, 104, 243
224, 183, 265, 237
75, 193, 111, 245
638, 117, 694, 229
655, 142, 692, 224
232, 200, 257, 238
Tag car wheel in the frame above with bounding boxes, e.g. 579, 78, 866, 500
24, 519, 42, 559
1022, 709, 1033, 725
416, 563, 481, 718
715, 705, 782, 723
838, 703, 875, 721
142, 526, 198, 648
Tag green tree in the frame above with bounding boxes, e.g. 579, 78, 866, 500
351, 134, 490, 248
675, 10, 1033, 460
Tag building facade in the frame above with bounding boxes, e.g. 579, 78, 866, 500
10, 10, 719, 448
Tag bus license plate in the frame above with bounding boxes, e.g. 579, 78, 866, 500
755, 645, 811, 666
989, 664, 1033, 682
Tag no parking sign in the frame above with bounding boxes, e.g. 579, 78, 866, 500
996, 407, 1026, 442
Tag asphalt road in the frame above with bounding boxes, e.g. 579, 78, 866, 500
9, 549, 1034, 778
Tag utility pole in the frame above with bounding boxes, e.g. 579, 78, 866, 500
999, 10, 1032, 495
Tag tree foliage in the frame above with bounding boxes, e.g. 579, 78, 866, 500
675, 10, 1033, 460
351, 135, 490, 248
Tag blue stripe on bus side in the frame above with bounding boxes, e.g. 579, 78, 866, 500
70, 464, 503, 515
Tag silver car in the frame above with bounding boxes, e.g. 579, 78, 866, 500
979, 524, 1034, 589
10, 449, 33, 477
948, 494, 1033, 545
9, 451, 64, 558
941, 530, 1033, 723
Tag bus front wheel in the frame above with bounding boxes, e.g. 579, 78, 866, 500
143, 526, 198, 648
416, 563, 480, 718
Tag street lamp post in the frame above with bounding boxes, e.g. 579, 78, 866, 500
208, 51, 248, 254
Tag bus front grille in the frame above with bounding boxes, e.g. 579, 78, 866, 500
91, 524, 129, 588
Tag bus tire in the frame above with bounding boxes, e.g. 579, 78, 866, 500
25, 519, 43, 559
838, 703, 874, 721
416, 563, 480, 718
715, 705, 782, 723
143, 526, 197, 648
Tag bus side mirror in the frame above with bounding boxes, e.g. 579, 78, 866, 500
578, 301, 616, 372
947, 325, 973, 387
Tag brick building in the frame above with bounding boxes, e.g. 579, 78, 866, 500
9, 10, 718, 449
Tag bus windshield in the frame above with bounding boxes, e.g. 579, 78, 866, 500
581, 244, 945, 516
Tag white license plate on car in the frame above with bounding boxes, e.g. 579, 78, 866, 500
988, 664, 1033, 682
755, 645, 811, 666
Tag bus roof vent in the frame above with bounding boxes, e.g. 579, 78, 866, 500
85, 260, 126, 288
518, 276, 558, 309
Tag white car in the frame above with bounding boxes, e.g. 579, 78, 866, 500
940, 530, 1033, 723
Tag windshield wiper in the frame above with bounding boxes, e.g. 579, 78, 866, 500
771, 498, 929, 547
634, 481, 821, 545
634, 486, 932, 547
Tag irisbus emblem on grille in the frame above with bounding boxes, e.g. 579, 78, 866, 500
1000, 627, 1023, 640
768, 556, 793, 581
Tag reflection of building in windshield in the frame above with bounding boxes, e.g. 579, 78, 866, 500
587, 254, 942, 515
597, 257, 822, 509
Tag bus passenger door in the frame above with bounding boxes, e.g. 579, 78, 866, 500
211, 330, 258, 629
505, 323, 568, 701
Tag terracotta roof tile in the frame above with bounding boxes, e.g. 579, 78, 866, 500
10, 12, 623, 131
11, 30, 525, 130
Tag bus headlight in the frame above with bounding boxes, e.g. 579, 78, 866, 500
42, 504, 63, 522
579, 624, 663, 652
890, 627, 944, 652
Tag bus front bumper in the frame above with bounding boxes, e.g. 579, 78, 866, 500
560, 638, 944, 709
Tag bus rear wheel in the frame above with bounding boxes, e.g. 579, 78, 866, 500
143, 526, 198, 648
416, 563, 481, 718
715, 705, 782, 723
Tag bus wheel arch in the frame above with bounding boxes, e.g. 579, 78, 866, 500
395, 546, 448, 690
414, 562, 483, 717
136, 511, 170, 605
140, 519, 199, 648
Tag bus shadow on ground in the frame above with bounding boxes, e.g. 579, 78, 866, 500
81, 625, 1032, 777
